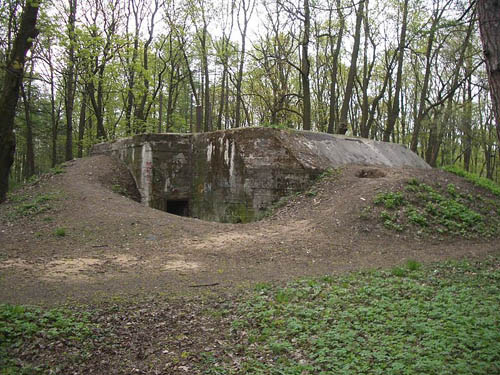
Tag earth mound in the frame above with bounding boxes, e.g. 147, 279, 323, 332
0, 155, 498, 305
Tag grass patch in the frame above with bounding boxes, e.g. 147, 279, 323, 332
371, 179, 499, 238
54, 227, 66, 237
4, 192, 60, 221
390, 266, 407, 277
49, 164, 66, 175
7, 165, 66, 194
0, 304, 93, 373
223, 258, 500, 374
406, 259, 422, 271
443, 165, 500, 197
111, 184, 127, 195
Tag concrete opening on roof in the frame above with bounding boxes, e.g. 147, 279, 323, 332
91, 127, 430, 223
356, 169, 386, 178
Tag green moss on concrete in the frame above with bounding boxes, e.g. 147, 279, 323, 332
225, 201, 255, 224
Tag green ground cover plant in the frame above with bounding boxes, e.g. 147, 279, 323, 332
7, 192, 59, 220
443, 166, 500, 197
220, 258, 500, 374
2, 190, 62, 222
1, 258, 499, 374
371, 178, 500, 237
0, 305, 93, 373
8, 165, 66, 194
54, 227, 66, 237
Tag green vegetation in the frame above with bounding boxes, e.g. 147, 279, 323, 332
262, 123, 291, 130
371, 179, 500, 237
216, 258, 500, 374
227, 202, 254, 224
406, 259, 422, 271
49, 165, 66, 176
315, 168, 340, 181
0, 304, 93, 373
4, 192, 60, 220
258, 194, 298, 220
111, 184, 127, 195
8, 165, 66, 194
54, 227, 66, 237
443, 166, 500, 197
305, 190, 318, 197
2, 259, 499, 374
374, 191, 405, 209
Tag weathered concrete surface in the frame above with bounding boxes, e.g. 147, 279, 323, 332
91, 128, 429, 222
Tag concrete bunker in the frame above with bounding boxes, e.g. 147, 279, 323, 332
91, 128, 430, 223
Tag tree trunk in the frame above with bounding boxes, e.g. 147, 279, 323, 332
0, 2, 39, 203
235, 0, 254, 128
217, 63, 228, 130
124, 0, 140, 135
21, 82, 35, 179
166, 82, 176, 131
125, 32, 139, 135
477, 0, 500, 148
203, 49, 211, 132
300, 0, 311, 131
134, 0, 159, 133
65, 0, 77, 161
327, 0, 344, 134
77, 89, 87, 158
383, 0, 408, 142
463, 73, 473, 171
48, 41, 60, 167
337, 0, 364, 134
359, 11, 370, 138
158, 90, 163, 133
88, 65, 107, 140
410, 3, 443, 152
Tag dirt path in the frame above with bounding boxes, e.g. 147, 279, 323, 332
0, 155, 498, 306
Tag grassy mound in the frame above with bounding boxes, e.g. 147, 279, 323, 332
363, 178, 500, 238
442, 166, 500, 197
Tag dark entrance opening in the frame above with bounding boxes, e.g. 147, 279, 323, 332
166, 200, 189, 217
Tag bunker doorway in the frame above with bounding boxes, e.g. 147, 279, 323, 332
166, 200, 189, 217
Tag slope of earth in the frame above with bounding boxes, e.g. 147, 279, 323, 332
0, 155, 498, 305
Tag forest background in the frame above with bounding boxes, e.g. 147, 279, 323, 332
1, 0, 498, 189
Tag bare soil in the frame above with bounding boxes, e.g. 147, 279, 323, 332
0, 155, 498, 306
